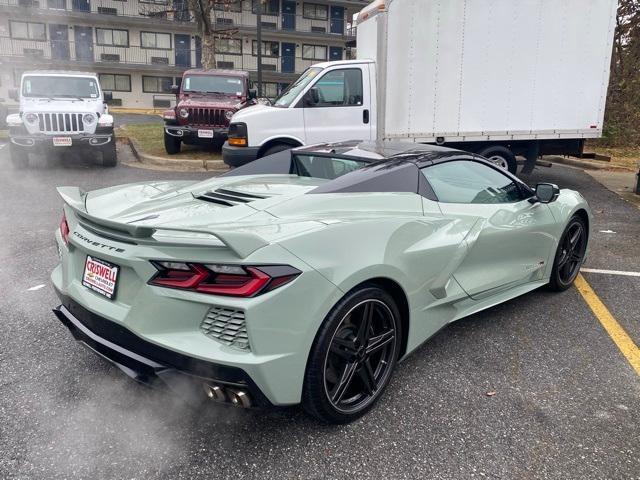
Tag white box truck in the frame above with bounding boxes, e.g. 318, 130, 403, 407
223, 0, 617, 174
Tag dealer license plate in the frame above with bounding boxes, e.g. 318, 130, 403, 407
197, 129, 214, 138
53, 137, 72, 147
82, 255, 119, 299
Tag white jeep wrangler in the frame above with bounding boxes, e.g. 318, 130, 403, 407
6, 70, 116, 168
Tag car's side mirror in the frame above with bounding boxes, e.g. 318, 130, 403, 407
532, 182, 560, 203
8, 88, 18, 101
248, 88, 258, 100
103, 91, 113, 102
303, 87, 320, 107
170, 84, 180, 95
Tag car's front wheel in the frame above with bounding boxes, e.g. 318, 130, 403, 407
548, 214, 588, 291
302, 285, 401, 423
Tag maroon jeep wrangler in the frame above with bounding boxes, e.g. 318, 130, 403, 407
163, 69, 256, 154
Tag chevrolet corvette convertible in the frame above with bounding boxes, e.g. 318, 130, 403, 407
51, 141, 590, 423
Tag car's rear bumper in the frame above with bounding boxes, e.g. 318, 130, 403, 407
53, 292, 273, 407
222, 142, 260, 167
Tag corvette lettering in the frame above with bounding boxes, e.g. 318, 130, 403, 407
73, 231, 125, 253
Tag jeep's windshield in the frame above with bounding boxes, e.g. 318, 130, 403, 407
22, 76, 100, 99
273, 67, 322, 108
182, 76, 244, 95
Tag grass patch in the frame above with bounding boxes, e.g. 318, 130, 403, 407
584, 145, 640, 171
117, 123, 222, 161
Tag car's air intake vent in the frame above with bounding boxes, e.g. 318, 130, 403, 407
197, 188, 266, 206
200, 307, 249, 350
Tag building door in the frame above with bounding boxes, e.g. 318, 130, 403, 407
74, 26, 93, 62
281, 42, 295, 73
329, 6, 344, 34
195, 36, 202, 68
50, 24, 70, 60
72, 0, 90, 12
282, 0, 295, 30
175, 34, 191, 67
329, 46, 342, 61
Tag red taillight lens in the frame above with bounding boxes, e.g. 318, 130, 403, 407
148, 262, 300, 297
60, 212, 70, 245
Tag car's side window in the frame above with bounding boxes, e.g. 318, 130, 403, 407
308, 69, 363, 107
294, 154, 366, 180
421, 160, 524, 204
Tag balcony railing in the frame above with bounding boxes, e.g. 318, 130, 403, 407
0, 37, 329, 74
0, 0, 357, 36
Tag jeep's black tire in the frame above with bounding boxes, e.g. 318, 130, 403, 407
548, 215, 588, 291
164, 133, 181, 154
302, 285, 401, 424
101, 142, 117, 167
9, 143, 29, 169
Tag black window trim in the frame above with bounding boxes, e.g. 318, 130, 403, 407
140, 31, 172, 50
251, 40, 279, 57
215, 37, 243, 56
95, 27, 130, 47
303, 2, 329, 20
301, 43, 328, 61
9, 20, 47, 41
294, 67, 364, 109
98, 73, 132, 92
142, 75, 173, 93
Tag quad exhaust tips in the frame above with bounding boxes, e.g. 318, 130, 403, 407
203, 383, 252, 408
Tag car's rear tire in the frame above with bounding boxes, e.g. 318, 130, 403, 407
164, 132, 181, 154
101, 142, 117, 167
548, 215, 588, 291
302, 285, 401, 424
261, 143, 293, 158
478, 146, 517, 174
9, 143, 29, 169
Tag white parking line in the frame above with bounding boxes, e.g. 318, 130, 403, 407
581, 268, 640, 277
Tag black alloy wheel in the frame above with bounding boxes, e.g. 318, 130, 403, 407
549, 215, 588, 290
303, 287, 400, 423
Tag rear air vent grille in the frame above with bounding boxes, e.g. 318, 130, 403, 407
200, 307, 249, 350
197, 188, 266, 206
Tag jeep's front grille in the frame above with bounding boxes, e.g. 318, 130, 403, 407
188, 108, 228, 127
200, 307, 249, 350
35, 112, 85, 134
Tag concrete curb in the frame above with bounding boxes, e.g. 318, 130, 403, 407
543, 155, 611, 171
120, 135, 229, 173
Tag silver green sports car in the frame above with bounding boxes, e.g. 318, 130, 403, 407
51, 141, 591, 423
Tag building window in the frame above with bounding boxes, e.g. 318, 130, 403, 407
214, 0, 242, 12
99, 74, 131, 92
141, 31, 172, 49
216, 38, 242, 54
142, 76, 173, 93
96, 28, 129, 47
9, 21, 46, 41
261, 82, 280, 99
140, 0, 169, 4
252, 0, 278, 15
302, 44, 327, 60
303, 3, 328, 20
252, 40, 279, 57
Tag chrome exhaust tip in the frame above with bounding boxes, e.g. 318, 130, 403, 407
227, 388, 252, 408
203, 383, 252, 408
203, 383, 227, 402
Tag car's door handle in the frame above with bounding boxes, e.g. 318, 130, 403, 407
363, 109, 369, 124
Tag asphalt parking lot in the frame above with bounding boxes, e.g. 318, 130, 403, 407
0, 144, 638, 479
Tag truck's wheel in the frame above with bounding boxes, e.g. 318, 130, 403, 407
478, 146, 517, 174
261, 143, 293, 158
101, 142, 117, 167
9, 143, 29, 169
164, 133, 181, 155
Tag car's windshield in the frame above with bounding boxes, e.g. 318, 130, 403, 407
273, 67, 322, 107
22, 76, 100, 99
182, 75, 244, 95
293, 154, 367, 180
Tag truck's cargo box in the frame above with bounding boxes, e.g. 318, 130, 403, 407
357, 0, 618, 142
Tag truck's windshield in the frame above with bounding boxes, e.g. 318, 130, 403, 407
273, 67, 322, 107
22, 76, 100, 99
182, 76, 244, 95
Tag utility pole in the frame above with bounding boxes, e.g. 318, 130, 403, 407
256, 0, 263, 96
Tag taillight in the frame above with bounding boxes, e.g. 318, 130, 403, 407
60, 212, 70, 245
148, 262, 300, 297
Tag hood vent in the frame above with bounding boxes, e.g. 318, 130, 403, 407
197, 188, 266, 207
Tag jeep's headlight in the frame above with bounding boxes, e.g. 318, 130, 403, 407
24, 113, 39, 125
6, 113, 23, 127
83, 113, 97, 125
178, 107, 189, 119
224, 110, 234, 121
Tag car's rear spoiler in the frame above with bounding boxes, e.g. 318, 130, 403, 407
57, 186, 269, 258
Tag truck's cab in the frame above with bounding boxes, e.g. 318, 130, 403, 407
6, 71, 115, 168
222, 60, 375, 167
163, 69, 256, 154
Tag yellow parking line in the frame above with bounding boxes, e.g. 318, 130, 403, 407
574, 274, 640, 375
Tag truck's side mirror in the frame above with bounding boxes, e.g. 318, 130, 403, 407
8, 88, 18, 101
170, 84, 180, 95
248, 88, 257, 100
532, 183, 560, 203
303, 87, 320, 107
103, 91, 113, 102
